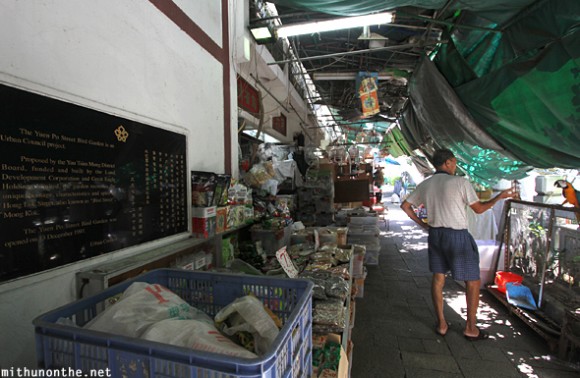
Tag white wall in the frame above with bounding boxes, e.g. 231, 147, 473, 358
237, 40, 318, 145
0, 0, 233, 368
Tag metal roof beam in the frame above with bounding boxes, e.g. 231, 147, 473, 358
268, 41, 442, 65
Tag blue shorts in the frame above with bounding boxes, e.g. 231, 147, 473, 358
428, 227, 480, 281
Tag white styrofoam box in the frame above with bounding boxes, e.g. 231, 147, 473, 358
533, 195, 562, 204
348, 237, 380, 247
477, 240, 500, 271
348, 216, 379, 226
480, 269, 495, 289
348, 225, 380, 246
348, 225, 380, 236
352, 245, 366, 276
191, 206, 217, 218
477, 240, 500, 288
461, 240, 501, 289
364, 245, 380, 265
535, 175, 563, 195
354, 268, 368, 298
492, 179, 512, 191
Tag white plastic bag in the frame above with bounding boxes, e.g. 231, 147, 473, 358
85, 282, 212, 337
141, 318, 257, 358
214, 295, 280, 355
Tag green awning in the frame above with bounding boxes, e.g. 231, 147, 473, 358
270, 0, 537, 21
436, 0, 580, 169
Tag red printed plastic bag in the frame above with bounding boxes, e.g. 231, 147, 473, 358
141, 318, 257, 358
84, 282, 212, 337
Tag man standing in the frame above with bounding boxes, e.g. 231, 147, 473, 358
400, 149, 513, 340
374, 166, 385, 203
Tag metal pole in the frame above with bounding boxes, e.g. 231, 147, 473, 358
268, 41, 442, 65
505, 201, 512, 272
538, 207, 556, 308
290, 38, 344, 140
397, 10, 502, 33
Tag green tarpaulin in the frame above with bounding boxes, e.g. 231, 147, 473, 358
270, 0, 537, 21
401, 57, 531, 186
439, 0, 580, 169
270, 0, 580, 184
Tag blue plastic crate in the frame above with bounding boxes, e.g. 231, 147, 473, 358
34, 269, 313, 378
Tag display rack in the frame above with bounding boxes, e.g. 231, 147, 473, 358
76, 221, 255, 299
214, 221, 254, 267
342, 258, 354, 352
487, 199, 580, 353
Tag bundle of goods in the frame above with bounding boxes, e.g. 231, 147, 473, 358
84, 282, 280, 358
296, 166, 335, 226
317, 227, 348, 247
291, 227, 320, 250
347, 224, 380, 266
191, 171, 231, 207
252, 189, 293, 221
250, 218, 292, 256
243, 161, 276, 189
298, 245, 353, 334
35, 269, 313, 378
312, 334, 348, 378
191, 171, 217, 207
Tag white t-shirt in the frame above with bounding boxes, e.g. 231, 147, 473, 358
406, 173, 479, 230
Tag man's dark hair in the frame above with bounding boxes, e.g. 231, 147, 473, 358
432, 149, 455, 167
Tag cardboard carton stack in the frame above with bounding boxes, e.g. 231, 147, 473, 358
296, 165, 335, 226
347, 209, 380, 266
192, 206, 216, 239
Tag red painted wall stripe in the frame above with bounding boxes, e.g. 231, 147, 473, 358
221, 0, 231, 174
149, 0, 231, 174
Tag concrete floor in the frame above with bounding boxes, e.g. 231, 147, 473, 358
349, 202, 580, 378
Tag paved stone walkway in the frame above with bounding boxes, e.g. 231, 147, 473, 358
350, 203, 580, 378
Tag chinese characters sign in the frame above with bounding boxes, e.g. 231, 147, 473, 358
0, 84, 188, 282
272, 114, 287, 136
237, 76, 260, 114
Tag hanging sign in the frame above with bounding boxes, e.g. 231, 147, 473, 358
272, 114, 287, 136
275, 246, 298, 278
360, 90, 380, 116
358, 74, 380, 117
237, 76, 260, 114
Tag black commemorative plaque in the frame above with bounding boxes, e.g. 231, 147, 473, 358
0, 84, 188, 282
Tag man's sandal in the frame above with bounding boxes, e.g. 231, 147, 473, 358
464, 328, 489, 341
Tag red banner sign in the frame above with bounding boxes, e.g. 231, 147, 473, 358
237, 76, 259, 114
272, 114, 287, 136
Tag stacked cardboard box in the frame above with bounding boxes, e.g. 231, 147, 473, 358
192, 206, 216, 239
296, 167, 335, 226
347, 210, 380, 266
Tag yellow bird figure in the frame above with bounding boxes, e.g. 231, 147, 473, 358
554, 180, 580, 223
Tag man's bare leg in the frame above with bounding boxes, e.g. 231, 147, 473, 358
432, 273, 448, 334
464, 280, 481, 336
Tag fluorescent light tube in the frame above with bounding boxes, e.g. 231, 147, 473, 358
250, 26, 273, 40
277, 12, 393, 38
